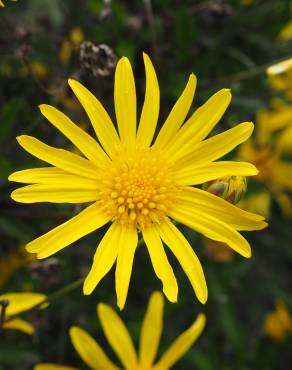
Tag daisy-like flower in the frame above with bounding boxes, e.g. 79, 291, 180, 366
35, 292, 206, 370
0, 292, 46, 334
9, 53, 267, 309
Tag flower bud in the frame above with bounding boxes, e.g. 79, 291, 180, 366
203, 176, 247, 204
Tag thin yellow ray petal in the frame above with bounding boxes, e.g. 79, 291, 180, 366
114, 57, 136, 151
174, 161, 258, 185
169, 206, 252, 257
176, 187, 267, 231
136, 53, 160, 147
3, 318, 34, 335
16, 135, 100, 180
98, 303, 138, 368
142, 227, 178, 303
83, 222, 120, 295
11, 183, 99, 204
166, 89, 231, 160
39, 104, 109, 167
34, 364, 78, 370
8, 167, 95, 185
0, 292, 46, 316
154, 314, 206, 370
34, 365, 77, 370
115, 226, 138, 310
158, 220, 207, 304
68, 79, 121, 157
26, 202, 109, 259
155, 74, 197, 149
70, 326, 119, 370
139, 291, 164, 367
173, 122, 254, 169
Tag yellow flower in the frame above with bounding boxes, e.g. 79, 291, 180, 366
264, 302, 292, 342
35, 292, 206, 370
0, 292, 46, 334
279, 20, 292, 42
59, 27, 84, 65
31, 62, 48, 79
9, 53, 267, 309
266, 58, 292, 99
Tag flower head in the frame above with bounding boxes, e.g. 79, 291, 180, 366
264, 302, 292, 342
0, 292, 46, 334
9, 53, 267, 309
35, 292, 206, 370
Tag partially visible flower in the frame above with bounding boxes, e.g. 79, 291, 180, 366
266, 58, 292, 99
31, 62, 48, 79
35, 292, 206, 370
204, 176, 247, 204
264, 302, 292, 342
238, 100, 292, 218
0, 245, 35, 287
9, 53, 267, 309
0, 292, 46, 335
59, 28, 84, 65
279, 20, 292, 42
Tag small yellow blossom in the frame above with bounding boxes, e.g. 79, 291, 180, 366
279, 20, 292, 42
31, 62, 48, 79
0, 245, 35, 287
35, 292, 206, 370
264, 302, 292, 342
266, 58, 292, 99
59, 28, 84, 65
0, 292, 46, 334
9, 53, 267, 309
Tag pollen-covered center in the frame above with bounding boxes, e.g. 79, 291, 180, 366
98, 149, 178, 229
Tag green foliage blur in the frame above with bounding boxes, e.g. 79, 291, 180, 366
0, 0, 292, 369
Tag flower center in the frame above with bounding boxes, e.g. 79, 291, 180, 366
98, 148, 178, 229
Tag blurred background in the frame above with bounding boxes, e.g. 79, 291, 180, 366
0, 0, 292, 369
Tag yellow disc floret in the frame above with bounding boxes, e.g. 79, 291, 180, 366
98, 148, 178, 229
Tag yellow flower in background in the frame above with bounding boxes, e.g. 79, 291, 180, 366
239, 99, 292, 218
0, 245, 35, 287
35, 292, 206, 370
266, 58, 292, 99
31, 62, 48, 79
59, 27, 84, 65
279, 20, 292, 42
9, 53, 267, 309
238, 192, 271, 220
264, 302, 292, 342
0, 292, 46, 334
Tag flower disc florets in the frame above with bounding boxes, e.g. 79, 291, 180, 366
98, 148, 178, 229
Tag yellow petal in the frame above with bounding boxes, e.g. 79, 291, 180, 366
83, 222, 120, 295
155, 74, 197, 149
0, 292, 46, 316
142, 227, 178, 302
166, 89, 231, 160
158, 219, 207, 304
34, 364, 77, 370
11, 183, 98, 204
39, 104, 109, 168
174, 122, 254, 169
33, 363, 77, 370
139, 291, 164, 367
154, 313, 206, 370
136, 53, 160, 147
176, 187, 267, 231
8, 167, 97, 185
16, 135, 100, 180
26, 202, 109, 258
169, 206, 252, 258
174, 161, 258, 186
114, 57, 136, 151
97, 303, 138, 368
68, 79, 121, 157
69, 326, 119, 370
2, 318, 34, 335
115, 226, 138, 310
